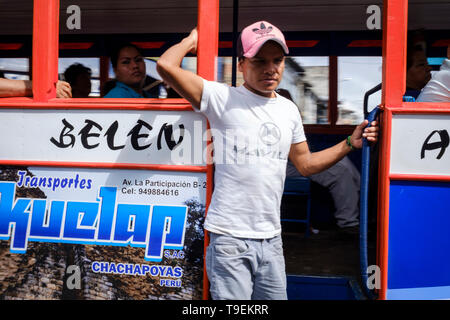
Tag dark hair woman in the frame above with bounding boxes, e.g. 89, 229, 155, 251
104, 43, 156, 98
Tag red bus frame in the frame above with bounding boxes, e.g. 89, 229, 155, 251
378, 0, 450, 300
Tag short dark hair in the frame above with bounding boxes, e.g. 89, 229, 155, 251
236, 33, 245, 60
109, 42, 143, 69
64, 63, 91, 86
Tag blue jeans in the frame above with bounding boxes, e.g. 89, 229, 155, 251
205, 232, 287, 300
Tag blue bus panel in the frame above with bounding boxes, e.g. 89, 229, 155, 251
387, 180, 450, 300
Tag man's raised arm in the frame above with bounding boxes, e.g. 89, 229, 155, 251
156, 28, 204, 109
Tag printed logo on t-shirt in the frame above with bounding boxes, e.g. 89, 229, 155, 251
231, 122, 285, 163
259, 122, 281, 146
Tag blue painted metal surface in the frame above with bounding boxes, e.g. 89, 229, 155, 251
282, 177, 312, 237
286, 275, 364, 300
387, 180, 450, 299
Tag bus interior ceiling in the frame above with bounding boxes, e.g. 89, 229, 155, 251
0, 0, 449, 299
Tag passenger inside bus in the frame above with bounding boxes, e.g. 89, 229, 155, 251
0, 75, 72, 98
63, 63, 92, 98
279, 88, 361, 238
104, 42, 157, 98
417, 45, 450, 103
404, 44, 432, 100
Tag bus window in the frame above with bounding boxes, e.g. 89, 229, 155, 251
0, 58, 30, 80
217, 57, 242, 86
279, 57, 329, 125
0, 2, 32, 93
58, 2, 197, 100
404, 4, 449, 103
405, 29, 449, 103
337, 56, 382, 125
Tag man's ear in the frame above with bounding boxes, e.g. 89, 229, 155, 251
237, 57, 244, 72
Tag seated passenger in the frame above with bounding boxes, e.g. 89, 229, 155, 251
63, 63, 92, 98
104, 43, 157, 98
0, 76, 71, 98
404, 44, 432, 100
417, 45, 450, 103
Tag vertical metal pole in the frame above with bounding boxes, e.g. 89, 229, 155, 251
231, 0, 239, 87
32, 0, 60, 101
328, 55, 338, 125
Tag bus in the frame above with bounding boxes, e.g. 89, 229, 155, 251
0, 0, 448, 301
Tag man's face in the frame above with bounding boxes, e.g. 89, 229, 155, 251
238, 41, 285, 98
406, 50, 432, 90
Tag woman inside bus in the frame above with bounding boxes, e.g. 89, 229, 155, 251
104, 43, 157, 98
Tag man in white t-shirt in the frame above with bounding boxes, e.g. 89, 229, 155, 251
157, 21, 378, 300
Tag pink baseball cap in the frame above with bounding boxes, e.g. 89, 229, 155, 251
238, 21, 289, 58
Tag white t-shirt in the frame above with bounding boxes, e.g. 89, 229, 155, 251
197, 80, 306, 238
417, 59, 450, 103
